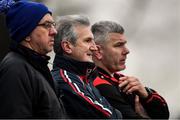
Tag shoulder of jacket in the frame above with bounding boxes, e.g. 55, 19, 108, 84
93, 76, 112, 87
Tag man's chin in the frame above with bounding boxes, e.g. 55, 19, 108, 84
119, 65, 126, 71
80, 58, 94, 63
87, 59, 94, 63
85, 56, 94, 63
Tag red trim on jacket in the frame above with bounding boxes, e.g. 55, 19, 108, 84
59, 69, 111, 117
96, 71, 124, 86
146, 93, 167, 106
93, 77, 111, 87
60, 69, 78, 92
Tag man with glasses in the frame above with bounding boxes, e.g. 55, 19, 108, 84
0, 0, 65, 118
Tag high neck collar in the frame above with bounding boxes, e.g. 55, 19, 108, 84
97, 67, 112, 77
97, 67, 124, 85
53, 55, 95, 76
10, 41, 56, 91
10, 41, 50, 66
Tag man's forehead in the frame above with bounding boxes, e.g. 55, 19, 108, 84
39, 13, 53, 23
108, 33, 126, 40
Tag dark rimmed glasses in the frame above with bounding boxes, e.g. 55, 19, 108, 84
37, 21, 56, 30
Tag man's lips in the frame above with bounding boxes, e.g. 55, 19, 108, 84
49, 39, 54, 44
87, 53, 93, 56
120, 58, 126, 64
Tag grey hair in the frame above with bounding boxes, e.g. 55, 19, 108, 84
54, 14, 90, 55
91, 21, 124, 44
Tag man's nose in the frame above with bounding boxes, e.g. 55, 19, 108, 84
90, 42, 98, 51
123, 46, 130, 55
49, 27, 57, 35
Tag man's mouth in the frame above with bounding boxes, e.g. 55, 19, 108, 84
87, 53, 92, 56
49, 39, 54, 44
120, 58, 126, 63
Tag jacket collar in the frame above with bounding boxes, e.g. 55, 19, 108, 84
10, 41, 50, 66
96, 67, 124, 85
53, 55, 95, 76
10, 42, 56, 91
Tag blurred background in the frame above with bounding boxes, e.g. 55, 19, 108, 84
0, 0, 179, 118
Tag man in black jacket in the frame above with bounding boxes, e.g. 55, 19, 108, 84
91, 20, 170, 119
51, 15, 122, 119
0, 0, 65, 118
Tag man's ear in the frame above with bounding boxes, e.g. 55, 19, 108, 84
25, 36, 31, 42
93, 45, 103, 60
61, 40, 73, 54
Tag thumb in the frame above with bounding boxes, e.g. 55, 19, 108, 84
135, 95, 140, 107
135, 95, 150, 118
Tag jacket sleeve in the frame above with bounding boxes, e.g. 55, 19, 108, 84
140, 87, 170, 119
95, 84, 143, 119
0, 63, 33, 118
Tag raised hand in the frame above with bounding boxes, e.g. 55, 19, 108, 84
118, 76, 148, 98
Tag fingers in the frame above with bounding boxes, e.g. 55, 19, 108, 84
119, 76, 149, 98
122, 81, 135, 92
119, 76, 128, 83
118, 76, 141, 94
124, 84, 138, 94
118, 77, 128, 88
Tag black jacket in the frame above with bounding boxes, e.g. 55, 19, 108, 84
0, 44, 65, 118
51, 55, 122, 119
93, 67, 170, 119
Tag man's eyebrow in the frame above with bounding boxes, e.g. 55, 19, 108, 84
41, 20, 55, 23
114, 40, 127, 44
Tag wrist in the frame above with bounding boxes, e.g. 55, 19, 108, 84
145, 87, 154, 96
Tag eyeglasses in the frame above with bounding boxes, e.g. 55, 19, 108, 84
37, 21, 56, 30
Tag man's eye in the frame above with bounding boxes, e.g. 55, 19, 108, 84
86, 39, 92, 42
37, 21, 56, 29
114, 43, 124, 47
44, 23, 51, 27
